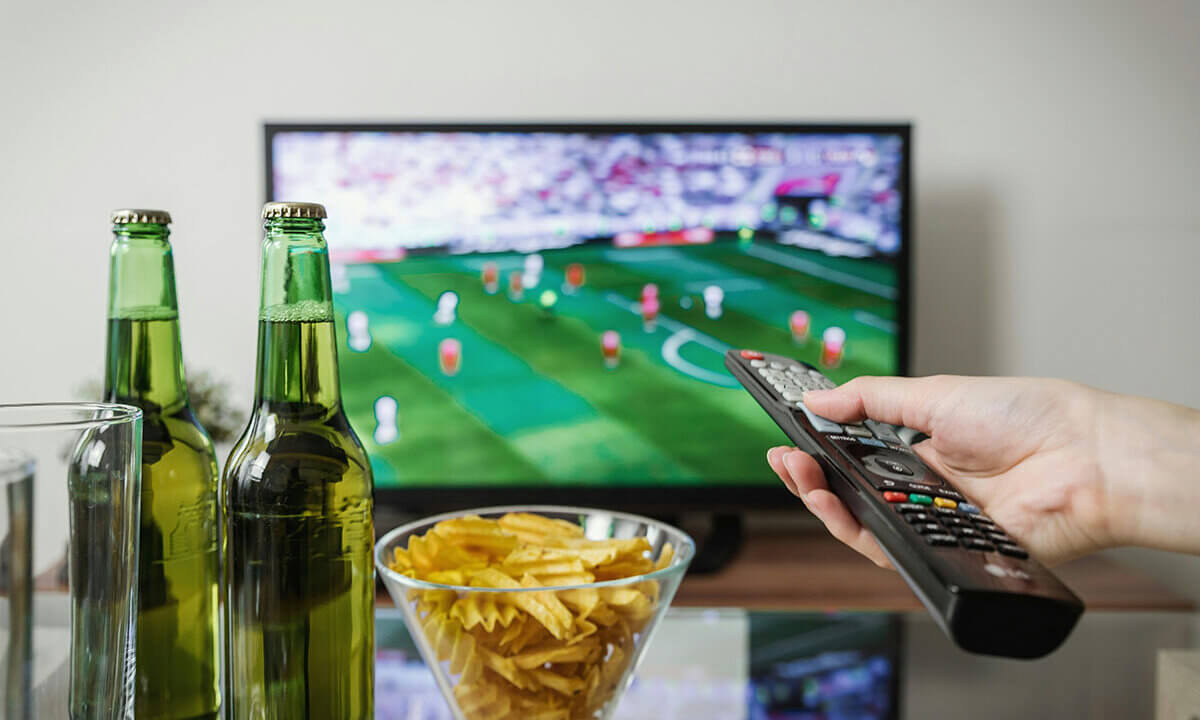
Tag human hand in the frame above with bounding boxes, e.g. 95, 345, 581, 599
768, 375, 1200, 568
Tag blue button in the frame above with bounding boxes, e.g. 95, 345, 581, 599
858, 437, 886, 447
958, 503, 980, 514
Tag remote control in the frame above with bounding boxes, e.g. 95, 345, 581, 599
726, 349, 1084, 659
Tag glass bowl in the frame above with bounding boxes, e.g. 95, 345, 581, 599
375, 505, 695, 720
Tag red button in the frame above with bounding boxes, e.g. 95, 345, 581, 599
740, 350, 764, 360
883, 491, 908, 503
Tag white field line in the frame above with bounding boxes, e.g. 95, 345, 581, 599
741, 243, 897, 299
603, 292, 738, 387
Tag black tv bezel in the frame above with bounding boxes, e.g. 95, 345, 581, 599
264, 121, 913, 512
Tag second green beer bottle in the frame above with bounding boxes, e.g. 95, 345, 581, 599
104, 209, 221, 720
222, 201, 375, 719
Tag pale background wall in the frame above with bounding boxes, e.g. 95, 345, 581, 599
5, 0, 1200, 404
3, 1, 1199, 710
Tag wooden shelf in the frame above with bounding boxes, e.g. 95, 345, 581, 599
672, 529, 1196, 612
373, 528, 1198, 612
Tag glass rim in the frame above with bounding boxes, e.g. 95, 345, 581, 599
0, 402, 142, 432
375, 504, 696, 594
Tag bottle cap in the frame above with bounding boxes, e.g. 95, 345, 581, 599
262, 201, 327, 220
111, 209, 172, 224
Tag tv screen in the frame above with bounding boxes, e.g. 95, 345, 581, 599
266, 123, 910, 507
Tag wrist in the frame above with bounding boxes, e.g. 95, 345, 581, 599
1098, 390, 1200, 554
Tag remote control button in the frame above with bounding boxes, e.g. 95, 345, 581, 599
875, 458, 913, 475
857, 437, 887, 447
740, 350, 764, 360
901, 482, 943, 497
873, 478, 903, 491
882, 491, 908, 503
770, 361, 786, 369
843, 425, 872, 438
865, 420, 903, 443
958, 503, 981, 514
895, 503, 927, 513
997, 544, 1029, 559
934, 507, 959, 517
795, 404, 842, 433
904, 512, 934, 524
971, 517, 998, 529
908, 493, 932, 505
789, 364, 804, 373
963, 539, 996, 552
941, 517, 972, 529
925, 534, 959, 547
914, 522, 943, 534
782, 391, 804, 402
950, 527, 983, 538
749, 359, 766, 368
758, 368, 771, 378
986, 532, 1011, 544
933, 497, 957, 509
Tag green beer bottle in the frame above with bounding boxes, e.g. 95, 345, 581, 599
222, 202, 375, 719
103, 209, 221, 719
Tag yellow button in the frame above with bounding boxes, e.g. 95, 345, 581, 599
933, 497, 957, 509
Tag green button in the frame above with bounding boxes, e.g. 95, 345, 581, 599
909, 494, 933, 505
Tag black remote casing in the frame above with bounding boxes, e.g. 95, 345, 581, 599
726, 350, 1084, 659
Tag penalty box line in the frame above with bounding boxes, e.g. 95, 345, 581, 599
741, 243, 897, 300
603, 293, 738, 388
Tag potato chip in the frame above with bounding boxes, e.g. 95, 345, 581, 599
557, 587, 599, 619
434, 515, 521, 559
531, 668, 585, 696
391, 512, 679, 720
497, 512, 585, 542
511, 639, 598, 669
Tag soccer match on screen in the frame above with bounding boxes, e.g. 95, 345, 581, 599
270, 129, 904, 488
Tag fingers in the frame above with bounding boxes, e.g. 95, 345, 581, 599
780, 447, 830, 497
803, 375, 961, 433
767, 447, 894, 570
805, 489, 894, 569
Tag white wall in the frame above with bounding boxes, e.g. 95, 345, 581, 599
4, 1, 1200, 583
4, 0, 1199, 405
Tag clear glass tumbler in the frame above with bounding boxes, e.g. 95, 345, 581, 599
0, 403, 142, 719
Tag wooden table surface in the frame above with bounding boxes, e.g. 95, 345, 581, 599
376, 527, 1195, 613
670, 529, 1196, 612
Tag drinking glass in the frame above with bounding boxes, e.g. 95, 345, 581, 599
0, 403, 142, 719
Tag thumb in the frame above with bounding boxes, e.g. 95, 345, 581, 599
803, 375, 958, 433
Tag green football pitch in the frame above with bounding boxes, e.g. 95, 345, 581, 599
333, 236, 898, 488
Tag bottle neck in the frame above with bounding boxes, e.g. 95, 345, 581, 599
104, 223, 189, 411
253, 218, 342, 413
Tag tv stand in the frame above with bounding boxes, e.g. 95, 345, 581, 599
657, 513, 743, 575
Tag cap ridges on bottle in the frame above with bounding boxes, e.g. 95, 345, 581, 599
262, 201, 327, 219
111, 209, 172, 224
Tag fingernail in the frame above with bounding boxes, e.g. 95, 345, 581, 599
781, 451, 807, 500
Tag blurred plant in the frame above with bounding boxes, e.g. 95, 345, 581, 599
184, 369, 247, 445
76, 366, 246, 444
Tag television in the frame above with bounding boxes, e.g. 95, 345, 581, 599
265, 123, 911, 512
